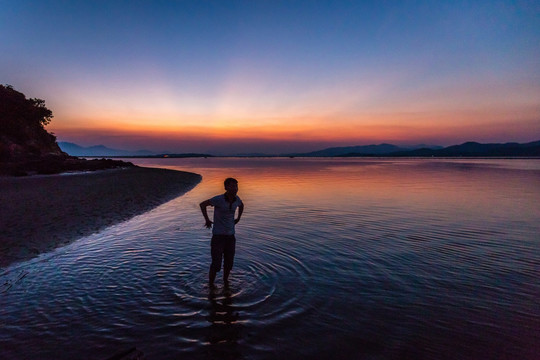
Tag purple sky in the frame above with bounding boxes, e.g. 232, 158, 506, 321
1, 1, 539, 154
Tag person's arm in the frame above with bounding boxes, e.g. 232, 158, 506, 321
235, 202, 244, 224
199, 199, 213, 228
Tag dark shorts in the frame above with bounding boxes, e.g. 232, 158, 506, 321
210, 234, 236, 272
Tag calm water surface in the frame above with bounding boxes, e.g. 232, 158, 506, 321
1, 158, 539, 359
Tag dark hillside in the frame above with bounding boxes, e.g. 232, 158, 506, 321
0, 84, 65, 162
0, 85, 133, 175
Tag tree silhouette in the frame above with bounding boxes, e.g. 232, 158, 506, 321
0, 84, 54, 142
0, 84, 133, 174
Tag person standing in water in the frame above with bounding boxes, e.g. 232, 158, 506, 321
200, 178, 244, 287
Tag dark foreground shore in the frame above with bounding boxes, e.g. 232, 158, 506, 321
0, 167, 201, 268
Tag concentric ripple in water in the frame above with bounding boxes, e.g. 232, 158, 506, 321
1, 158, 539, 360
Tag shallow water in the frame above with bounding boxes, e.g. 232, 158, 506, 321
1, 158, 539, 359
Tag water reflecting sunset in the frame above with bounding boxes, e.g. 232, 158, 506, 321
1, 158, 538, 359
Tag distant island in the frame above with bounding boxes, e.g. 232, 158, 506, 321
58, 142, 212, 158
59, 140, 540, 158
316, 141, 540, 157
286, 143, 442, 157
345, 141, 540, 157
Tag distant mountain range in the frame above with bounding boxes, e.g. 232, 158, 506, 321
58, 142, 211, 158
288, 143, 442, 157
58, 142, 155, 157
336, 141, 540, 157
59, 140, 540, 158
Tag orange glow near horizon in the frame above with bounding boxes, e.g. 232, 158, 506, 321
42, 59, 540, 153
4, 1, 540, 154
49, 102, 540, 150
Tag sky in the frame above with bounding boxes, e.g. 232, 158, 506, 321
1, 0, 539, 155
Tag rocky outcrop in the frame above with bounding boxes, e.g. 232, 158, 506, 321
0, 84, 134, 176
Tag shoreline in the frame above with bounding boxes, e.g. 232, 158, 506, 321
0, 166, 202, 269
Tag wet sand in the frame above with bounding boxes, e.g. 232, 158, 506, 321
0, 167, 201, 268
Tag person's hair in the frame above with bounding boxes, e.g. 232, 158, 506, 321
224, 177, 238, 187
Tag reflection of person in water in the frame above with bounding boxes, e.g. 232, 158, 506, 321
207, 289, 239, 325
206, 288, 241, 352
200, 178, 244, 287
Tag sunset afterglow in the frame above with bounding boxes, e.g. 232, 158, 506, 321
1, 1, 539, 154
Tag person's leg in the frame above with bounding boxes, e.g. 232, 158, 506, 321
209, 236, 224, 286
209, 268, 217, 286
223, 235, 236, 284
223, 268, 231, 285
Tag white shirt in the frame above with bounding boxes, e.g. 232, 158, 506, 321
209, 194, 243, 235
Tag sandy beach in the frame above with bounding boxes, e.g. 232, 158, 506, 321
0, 166, 201, 268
